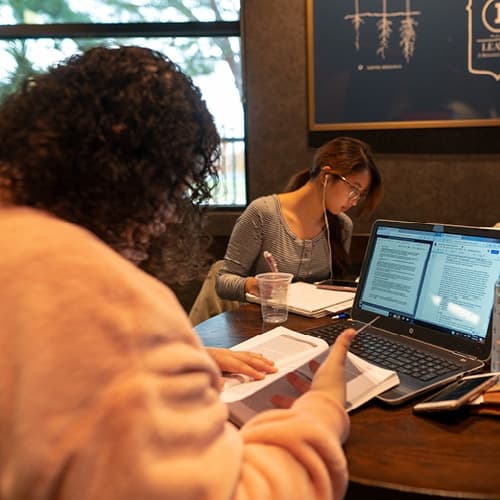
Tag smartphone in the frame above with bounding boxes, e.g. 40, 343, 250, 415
413, 374, 498, 413
314, 279, 358, 292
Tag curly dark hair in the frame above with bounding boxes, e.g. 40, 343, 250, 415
0, 45, 220, 283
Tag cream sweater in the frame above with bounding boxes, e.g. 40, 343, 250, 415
0, 207, 350, 500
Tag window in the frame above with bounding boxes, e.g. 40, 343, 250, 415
0, 0, 246, 206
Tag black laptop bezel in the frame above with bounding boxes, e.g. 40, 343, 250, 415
351, 220, 499, 362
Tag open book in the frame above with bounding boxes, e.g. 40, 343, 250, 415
245, 281, 355, 318
221, 326, 399, 426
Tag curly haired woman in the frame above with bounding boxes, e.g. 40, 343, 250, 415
0, 46, 355, 500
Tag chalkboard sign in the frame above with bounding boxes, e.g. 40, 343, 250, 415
307, 0, 500, 132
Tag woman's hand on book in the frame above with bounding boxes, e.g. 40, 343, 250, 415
207, 347, 277, 384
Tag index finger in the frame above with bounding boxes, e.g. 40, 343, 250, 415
330, 328, 356, 362
310, 328, 356, 396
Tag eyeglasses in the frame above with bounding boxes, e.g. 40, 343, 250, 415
336, 174, 367, 202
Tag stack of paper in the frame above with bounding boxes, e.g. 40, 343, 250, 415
246, 281, 355, 318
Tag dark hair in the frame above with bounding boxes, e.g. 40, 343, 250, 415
0, 46, 220, 283
284, 136, 384, 277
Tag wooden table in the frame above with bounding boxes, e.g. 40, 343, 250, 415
196, 303, 500, 500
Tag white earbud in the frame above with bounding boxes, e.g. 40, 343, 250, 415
322, 174, 329, 186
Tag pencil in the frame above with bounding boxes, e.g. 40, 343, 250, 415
355, 315, 380, 334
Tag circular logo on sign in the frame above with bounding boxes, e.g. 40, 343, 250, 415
482, 0, 500, 33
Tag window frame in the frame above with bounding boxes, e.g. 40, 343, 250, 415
0, 21, 239, 39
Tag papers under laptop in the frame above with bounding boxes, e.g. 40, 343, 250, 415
303, 220, 500, 405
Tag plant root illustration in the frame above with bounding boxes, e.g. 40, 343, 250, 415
376, 0, 392, 58
345, 0, 421, 62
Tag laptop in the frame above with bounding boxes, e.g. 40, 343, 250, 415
303, 220, 500, 405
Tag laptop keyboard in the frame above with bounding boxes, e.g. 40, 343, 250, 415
304, 321, 464, 382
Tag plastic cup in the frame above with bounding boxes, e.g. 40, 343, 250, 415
255, 272, 293, 324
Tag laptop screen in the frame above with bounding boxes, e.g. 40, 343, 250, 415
355, 221, 500, 352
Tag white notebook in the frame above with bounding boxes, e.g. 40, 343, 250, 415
246, 281, 355, 318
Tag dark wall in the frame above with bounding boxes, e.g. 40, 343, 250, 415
235, 0, 500, 234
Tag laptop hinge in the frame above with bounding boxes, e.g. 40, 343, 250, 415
452, 351, 477, 361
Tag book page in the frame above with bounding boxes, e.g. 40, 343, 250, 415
289, 351, 399, 412
227, 348, 399, 425
344, 353, 399, 411
220, 327, 328, 403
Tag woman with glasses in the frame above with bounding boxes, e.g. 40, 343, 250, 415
215, 136, 384, 301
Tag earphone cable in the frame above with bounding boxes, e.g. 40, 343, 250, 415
322, 178, 334, 281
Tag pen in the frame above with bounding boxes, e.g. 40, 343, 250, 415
331, 312, 350, 320
355, 315, 380, 334
263, 250, 278, 272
